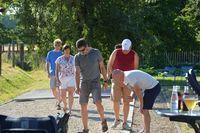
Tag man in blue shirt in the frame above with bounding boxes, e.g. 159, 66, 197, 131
46, 39, 62, 109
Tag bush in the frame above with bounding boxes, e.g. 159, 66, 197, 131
140, 67, 157, 76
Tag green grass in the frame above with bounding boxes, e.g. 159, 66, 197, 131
155, 75, 200, 86
155, 76, 187, 86
0, 62, 49, 103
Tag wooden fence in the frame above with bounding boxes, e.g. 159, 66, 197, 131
164, 51, 200, 66
2, 44, 200, 68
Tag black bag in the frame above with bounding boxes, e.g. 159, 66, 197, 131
57, 113, 70, 133
0, 114, 58, 133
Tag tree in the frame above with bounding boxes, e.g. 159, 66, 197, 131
3, 0, 200, 69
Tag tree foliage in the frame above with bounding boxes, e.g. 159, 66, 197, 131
1, 0, 199, 68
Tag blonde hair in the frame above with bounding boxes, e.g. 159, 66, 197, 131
53, 39, 62, 46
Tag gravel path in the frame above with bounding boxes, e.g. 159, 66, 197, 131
0, 96, 178, 133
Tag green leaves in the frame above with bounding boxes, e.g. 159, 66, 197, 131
0, 0, 199, 68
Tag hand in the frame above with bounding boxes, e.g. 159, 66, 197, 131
139, 104, 144, 114
48, 73, 50, 78
103, 82, 108, 90
75, 88, 80, 95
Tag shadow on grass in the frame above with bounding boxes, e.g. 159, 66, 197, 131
1, 76, 20, 89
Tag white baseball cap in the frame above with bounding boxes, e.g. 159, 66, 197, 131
122, 39, 132, 50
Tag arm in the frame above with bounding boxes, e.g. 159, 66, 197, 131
107, 50, 117, 79
46, 52, 50, 78
46, 62, 50, 78
99, 60, 109, 89
55, 62, 60, 84
134, 52, 139, 69
99, 60, 108, 81
133, 84, 144, 113
75, 66, 81, 94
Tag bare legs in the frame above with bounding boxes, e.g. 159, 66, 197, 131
52, 87, 60, 102
81, 103, 88, 130
60, 87, 75, 112
142, 110, 151, 133
113, 100, 130, 123
113, 101, 120, 120
81, 100, 106, 130
68, 87, 75, 113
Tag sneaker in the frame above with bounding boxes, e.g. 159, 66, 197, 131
139, 129, 145, 133
56, 102, 61, 110
111, 119, 121, 128
122, 122, 131, 131
102, 119, 108, 132
67, 110, 72, 115
78, 129, 89, 133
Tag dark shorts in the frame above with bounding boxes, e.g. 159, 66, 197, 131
143, 83, 161, 109
79, 79, 102, 104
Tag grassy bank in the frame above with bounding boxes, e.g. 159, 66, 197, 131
0, 62, 49, 103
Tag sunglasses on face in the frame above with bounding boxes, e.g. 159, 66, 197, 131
78, 47, 86, 52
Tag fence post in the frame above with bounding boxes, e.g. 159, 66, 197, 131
12, 42, 15, 67
0, 45, 2, 76
20, 43, 24, 69
2, 44, 4, 52
8, 44, 11, 59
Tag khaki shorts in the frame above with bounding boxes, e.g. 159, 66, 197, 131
50, 76, 56, 89
111, 80, 131, 102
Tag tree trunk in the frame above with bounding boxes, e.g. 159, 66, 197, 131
8, 44, 11, 59
20, 43, 24, 69
12, 43, 15, 67
2, 45, 4, 52
0, 45, 2, 76
17, 43, 19, 53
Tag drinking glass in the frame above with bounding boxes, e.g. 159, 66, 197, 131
183, 95, 199, 114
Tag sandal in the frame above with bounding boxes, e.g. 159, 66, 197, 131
63, 108, 67, 113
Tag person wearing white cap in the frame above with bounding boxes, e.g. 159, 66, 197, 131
107, 38, 139, 130
122, 39, 132, 51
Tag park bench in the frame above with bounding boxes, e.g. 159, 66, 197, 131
0, 113, 70, 133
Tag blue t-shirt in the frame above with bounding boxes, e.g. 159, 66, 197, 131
46, 50, 62, 76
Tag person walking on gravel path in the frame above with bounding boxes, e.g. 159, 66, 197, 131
74, 38, 109, 133
55, 44, 75, 113
46, 39, 62, 110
